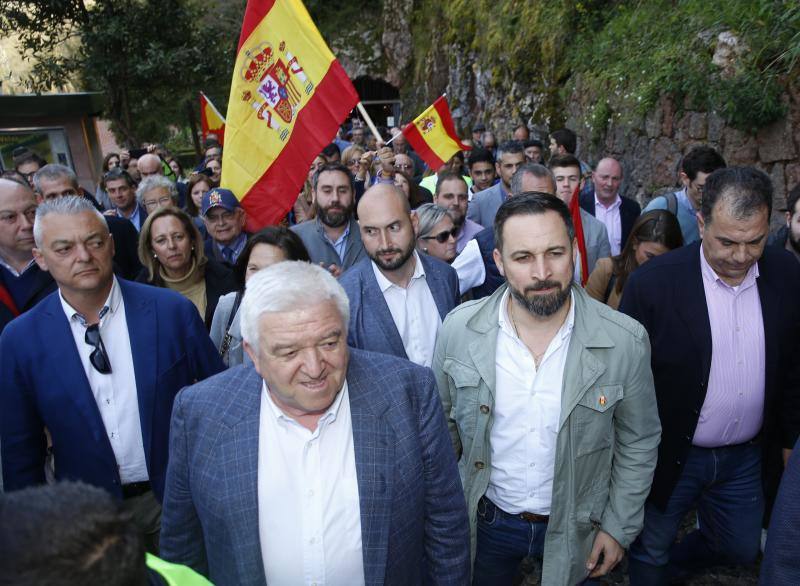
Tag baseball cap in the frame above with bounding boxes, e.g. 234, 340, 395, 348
201, 188, 240, 216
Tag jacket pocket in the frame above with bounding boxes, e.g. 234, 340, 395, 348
572, 384, 623, 458
442, 358, 484, 455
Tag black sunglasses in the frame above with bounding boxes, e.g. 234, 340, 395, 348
422, 227, 458, 243
85, 324, 112, 374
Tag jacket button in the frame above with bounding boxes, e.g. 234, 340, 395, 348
474, 461, 485, 470
480, 405, 490, 414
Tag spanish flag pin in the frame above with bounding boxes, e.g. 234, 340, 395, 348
599, 394, 607, 407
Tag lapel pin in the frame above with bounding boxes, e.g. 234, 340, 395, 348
599, 394, 607, 407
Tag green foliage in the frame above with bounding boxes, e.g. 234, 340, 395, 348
568, 0, 799, 133
0, 0, 245, 147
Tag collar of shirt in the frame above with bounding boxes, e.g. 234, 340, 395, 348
371, 250, 425, 293
699, 244, 759, 294
59, 276, 121, 326
216, 231, 247, 255
0, 256, 37, 278
595, 193, 621, 211
261, 379, 348, 433
321, 221, 350, 249
497, 287, 575, 350
117, 205, 140, 222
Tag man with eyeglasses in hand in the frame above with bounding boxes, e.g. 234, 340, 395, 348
0, 196, 224, 551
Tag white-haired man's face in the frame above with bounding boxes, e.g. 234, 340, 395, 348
244, 299, 348, 423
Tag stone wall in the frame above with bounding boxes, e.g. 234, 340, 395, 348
566, 81, 800, 214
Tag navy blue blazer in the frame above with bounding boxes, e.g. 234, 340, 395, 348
579, 188, 641, 250
619, 242, 800, 513
159, 349, 471, 586
762, 435, 800, 584
339, 254, 460, 361
0, 279, 225, 501
471, 227, 504, 299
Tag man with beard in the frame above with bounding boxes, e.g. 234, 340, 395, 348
339, 183, 459, 367
433, 193, 660, 584
433, 171, 483, 253
768, 182, 800, 263
292, 163, 365, 276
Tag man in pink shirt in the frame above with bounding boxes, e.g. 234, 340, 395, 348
620, 166, 800, 585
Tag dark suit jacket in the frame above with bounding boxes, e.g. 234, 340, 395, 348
106, 215, 144, 280
0, 279, 225, 501
579, 188, 641, 250
339, 254, 460, 361
619, 243, 800, 512
136, 258, 238, 329
0, 266, 56, 334
471, 227, 504, 299
159, 350, 471, 586
761, 435, 800, 584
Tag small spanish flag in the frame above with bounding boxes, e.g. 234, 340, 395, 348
222, 0, 359, 227
199, 92, 226, 146
400, 96, 471, 170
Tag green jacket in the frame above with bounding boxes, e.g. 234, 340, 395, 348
432, 284, 661, 585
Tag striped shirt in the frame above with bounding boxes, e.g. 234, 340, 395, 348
693, 246, 765, 447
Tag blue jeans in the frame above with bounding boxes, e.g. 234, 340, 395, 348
628, 443, 763, 586
472, 496, 548, 585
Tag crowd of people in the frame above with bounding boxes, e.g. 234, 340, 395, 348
1, 118, 799, 586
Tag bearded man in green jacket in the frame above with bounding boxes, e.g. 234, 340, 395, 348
433, 193, 661, 585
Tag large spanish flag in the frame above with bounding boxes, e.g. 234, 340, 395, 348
199, 92, 226, 146
222, 0, 359, 227
401, 96, 471, 170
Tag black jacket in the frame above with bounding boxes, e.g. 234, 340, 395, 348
136, 258, 237, 329
0, 266, 56, 334
579, 188, 641, 251
619, 242, 800, 515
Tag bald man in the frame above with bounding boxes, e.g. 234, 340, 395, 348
0, 179, 56, 333
339, 183, 460, 367
579, 157, 641, 255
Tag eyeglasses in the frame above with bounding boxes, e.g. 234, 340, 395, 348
143, 196, 174, 210
394, 163, 413, 170
205, 210, 236, 224
85, 324, 112, 374
422, 227, 458, 243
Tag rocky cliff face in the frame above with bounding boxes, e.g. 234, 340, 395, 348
329, 1, 799, 212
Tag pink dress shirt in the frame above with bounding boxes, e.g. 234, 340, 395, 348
693, 246, 765, 447
594, 194, 623, 255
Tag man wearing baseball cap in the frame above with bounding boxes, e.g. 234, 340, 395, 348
202, 188, 248, 266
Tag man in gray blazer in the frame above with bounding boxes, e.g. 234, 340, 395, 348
340, 184, 460, 367
466, 140, 526, 228
160, 261, 470, 585
291, 162, 365, 276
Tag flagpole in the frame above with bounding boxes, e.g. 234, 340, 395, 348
356, 102, 383, 144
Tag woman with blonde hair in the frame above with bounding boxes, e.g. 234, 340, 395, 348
137, 206, 237, 329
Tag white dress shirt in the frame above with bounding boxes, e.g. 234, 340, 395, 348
258, 381, 365, 586
594, 194, 623, 255
59, 277, 148, 484
371, 251, 441, 367
486, 288, 575, 515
